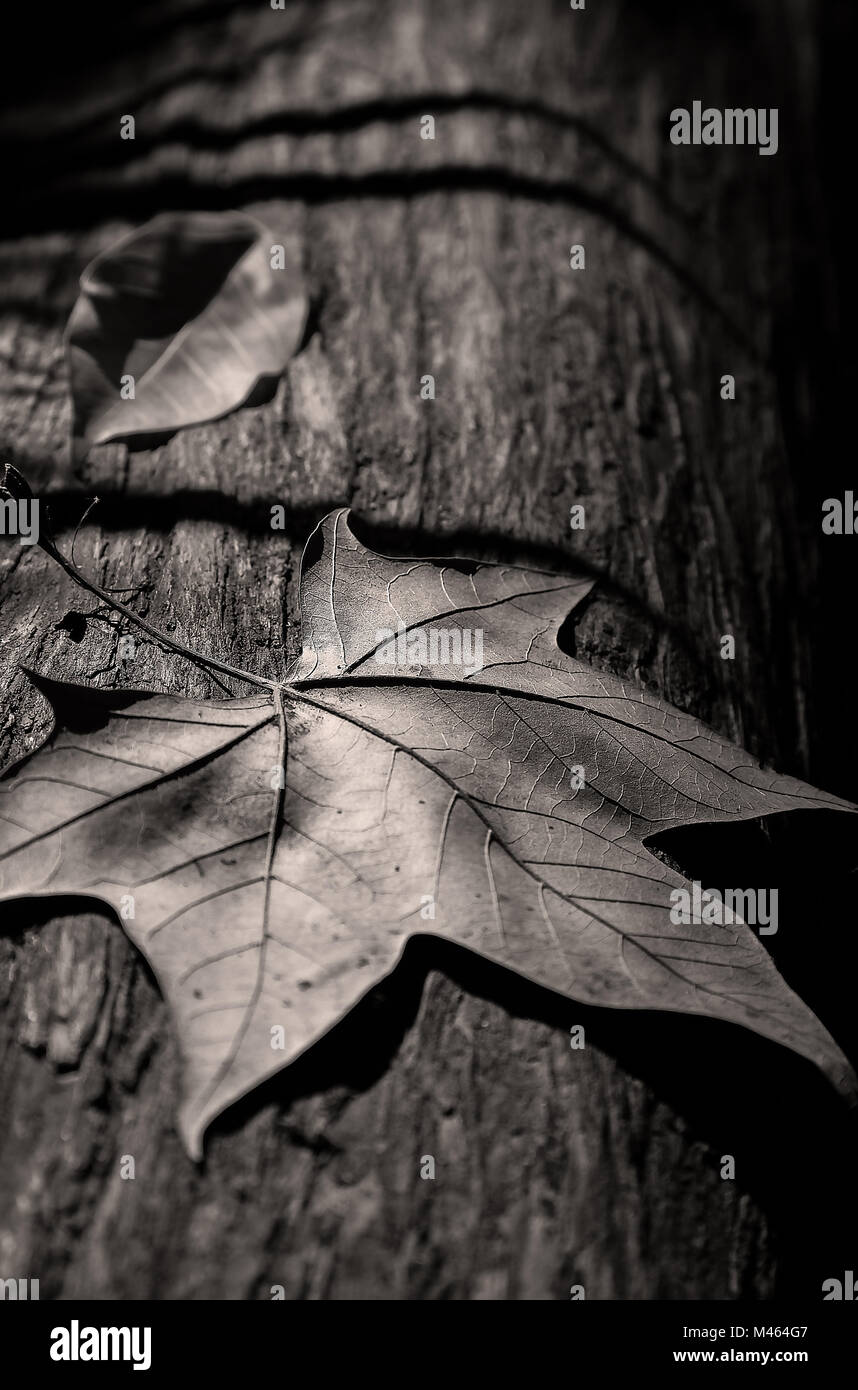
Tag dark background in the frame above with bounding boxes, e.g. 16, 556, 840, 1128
0, 0, 855, 1299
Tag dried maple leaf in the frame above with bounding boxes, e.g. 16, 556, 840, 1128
0, 511, 854, 1157
66, 210, 307, 455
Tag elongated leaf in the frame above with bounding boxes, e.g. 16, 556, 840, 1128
0, 512, 853, 1157
66, 210, 307, 453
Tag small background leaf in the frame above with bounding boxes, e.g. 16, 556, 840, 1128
65, 210, 307, 455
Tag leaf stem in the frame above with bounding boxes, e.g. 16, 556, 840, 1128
38, 533, 278, 694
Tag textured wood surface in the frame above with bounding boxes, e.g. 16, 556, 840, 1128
0, 0, 855, 1299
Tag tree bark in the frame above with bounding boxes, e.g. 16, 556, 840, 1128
0, 0, 854, 1300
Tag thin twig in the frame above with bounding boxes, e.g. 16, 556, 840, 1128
38, 533, 279, 694
69, 495, 139, 591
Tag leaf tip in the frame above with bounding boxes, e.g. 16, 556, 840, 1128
178, 1110, 207, 1164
